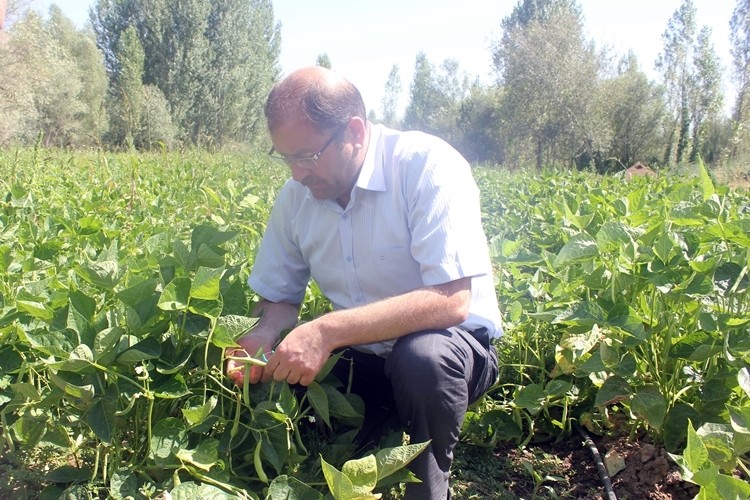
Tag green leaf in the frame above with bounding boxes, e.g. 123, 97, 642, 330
670, 332, 722, 361
48, 344, 95, 373
182, 395, 218, 427
45, 465, 92, 484
684, 420, 708, 471
375, 441, 430, 482
150, 417, 188, 463
316, 351, 344, 383
67, 290, 97, 343
93, 327, 125, 362
212, 315, 259, 348
170, 482, 238, 500
194, 243, 225, 269
713, 472, 750, 499
653, 228, 673, 264
663, 403, 701, 453
11, 415, 47, 446
19, 327, 78, 358
267, 475, 324, 500
152, 373, 190, 399
191, 225, 237, 250
190, 266, 225, 300
158, 276, 191, 311
110, 469, 138, 500
115, 336, 161, 365
554, 233, 598, 266
594, 375, 631, 407
84, 386, 118, 444
697, 423, 739, 471
16, 299, 54, 322
698, 158, 715, 201
514, 383, 545, 415
630, 385, 667, 431
324, 384, 364, 428
48, 371, 95, 402
714, 262, 747, 296
341, 454, 378, 493
739, 367, 750, 399
175, 438, 219, 471
75, 260, 120, 290
307, 381, 331, 428
595, 221, 633, 253
188, 297, 223, 320
321, 456, 379, 500
116, 278, 159, 307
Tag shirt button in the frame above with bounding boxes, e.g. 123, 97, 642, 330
346, 256, 352, 263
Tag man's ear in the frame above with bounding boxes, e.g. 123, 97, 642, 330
346, 116, 367, 147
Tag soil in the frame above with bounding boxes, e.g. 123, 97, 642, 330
1, 431, 704, 499
450, 431, 702, 499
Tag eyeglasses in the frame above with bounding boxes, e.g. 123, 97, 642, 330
268, 125, 346, 169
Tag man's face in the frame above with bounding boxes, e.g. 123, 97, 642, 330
269, 117, 359, 202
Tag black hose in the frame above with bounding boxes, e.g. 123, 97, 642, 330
575, 424, 618, 500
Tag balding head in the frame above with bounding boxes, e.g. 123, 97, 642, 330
265, 66, 367, 133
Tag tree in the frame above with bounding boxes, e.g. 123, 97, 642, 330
316, 53, 331, 68
656, 0, 725, 166
656, 0, 697, 165
91, 0, 280, 147
729, 0, 750, 158
403, 52, 438, 133
108, 25, 145, 148
403, 53, 468, 143
455, 83, 505, 165
0, 7, 107, 146
380, 64, 401, 128
492, 0, 606, 170
689, 26, 724, 162
602, 52, 667, 168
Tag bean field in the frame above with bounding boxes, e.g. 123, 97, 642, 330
1, 149, 749, 499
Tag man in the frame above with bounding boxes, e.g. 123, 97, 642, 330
226, 66, 501, 499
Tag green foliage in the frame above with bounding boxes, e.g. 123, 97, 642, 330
492, 0, 606, 170
471, 160, 750, 476
601, 53, 666, 170
0, 7, 107, 147
0, 149, 424, 498
403, 53, 468, 144
91, 0, 280, 148
3, 145, 750, 495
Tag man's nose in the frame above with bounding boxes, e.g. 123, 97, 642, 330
289, 163, 309, 183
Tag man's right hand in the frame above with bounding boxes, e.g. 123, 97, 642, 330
225, 334, 275, 385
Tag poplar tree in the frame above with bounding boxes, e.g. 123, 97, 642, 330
492, 0, 604, 170
380, 64, 401, 128
729, 0, 750, 158
91, 0, 280, 147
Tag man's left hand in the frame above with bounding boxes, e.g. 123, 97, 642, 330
262, 321, 330, 386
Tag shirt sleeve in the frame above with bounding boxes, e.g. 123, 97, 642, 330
247, 181, 310, 304
404, 136, 492, 286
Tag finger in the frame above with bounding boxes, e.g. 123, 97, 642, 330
248, 364, 265, 384
298, 373, 314, 387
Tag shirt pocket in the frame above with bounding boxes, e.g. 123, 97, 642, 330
366, 247, 422, 291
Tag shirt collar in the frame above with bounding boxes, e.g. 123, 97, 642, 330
354, 124, 386, 192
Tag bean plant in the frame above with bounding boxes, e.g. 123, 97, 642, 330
0, 149, 423, 499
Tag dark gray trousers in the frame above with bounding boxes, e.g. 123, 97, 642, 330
333, 327, 499, 500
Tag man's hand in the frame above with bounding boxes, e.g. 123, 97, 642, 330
264, 321, 331, 386
225, 334, 275, 385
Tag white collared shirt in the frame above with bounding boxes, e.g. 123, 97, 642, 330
249, 124, 503, 355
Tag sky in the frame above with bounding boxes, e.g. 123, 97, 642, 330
37, 0, 738, 115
